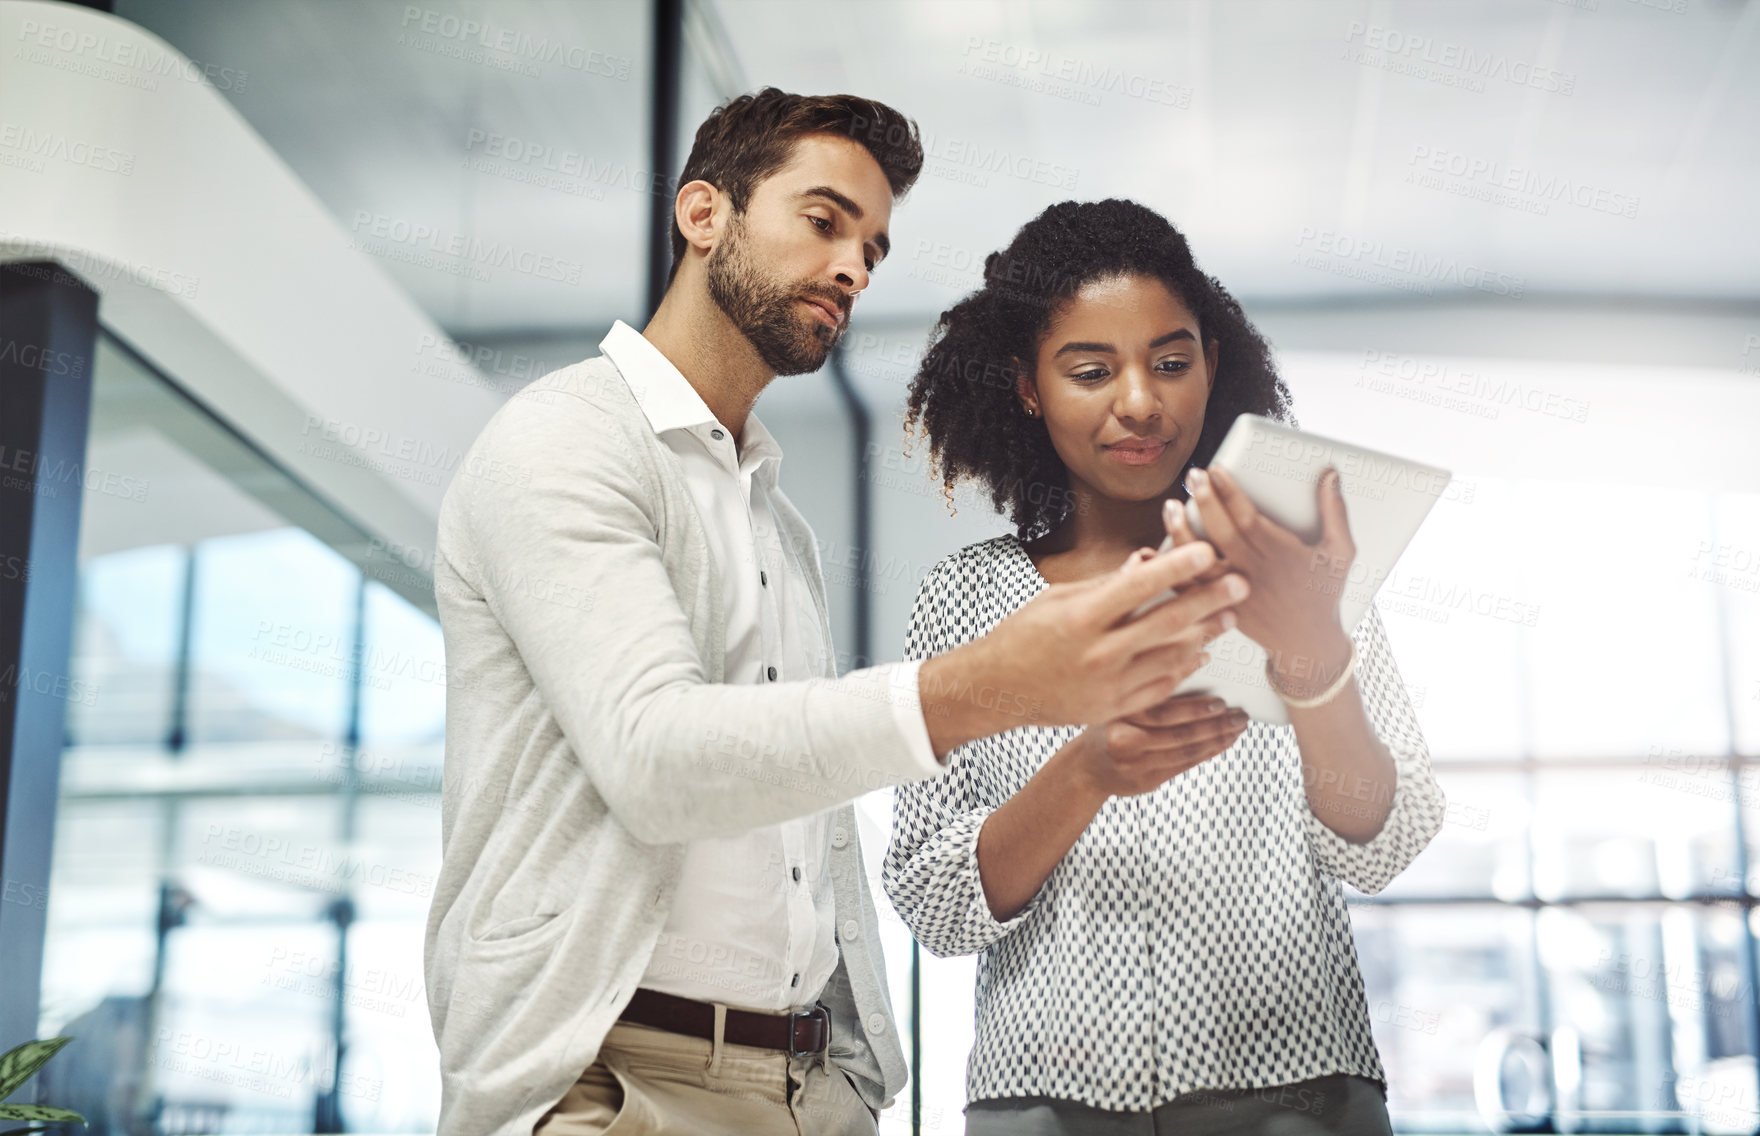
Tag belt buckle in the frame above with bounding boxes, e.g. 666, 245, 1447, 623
786, 1004, 829, 1059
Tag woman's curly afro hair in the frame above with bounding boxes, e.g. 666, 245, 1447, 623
904, 198, 1297, 544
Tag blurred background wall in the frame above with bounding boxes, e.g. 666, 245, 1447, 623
1, 0, 1758, 1132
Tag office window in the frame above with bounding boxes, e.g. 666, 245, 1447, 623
36, 333, 444, 1134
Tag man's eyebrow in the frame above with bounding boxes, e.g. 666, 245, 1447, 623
798, 185, 862, 219
798, 186, 890, 259
1052, 329, 1196, 358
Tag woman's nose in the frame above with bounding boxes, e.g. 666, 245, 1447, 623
1113, 368, 1160, 422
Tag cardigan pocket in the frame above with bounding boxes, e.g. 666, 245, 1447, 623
468, 903, 574, 956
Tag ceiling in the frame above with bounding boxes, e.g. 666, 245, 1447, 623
110, 0, 1760, 345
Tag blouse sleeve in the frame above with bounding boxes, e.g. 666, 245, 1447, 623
1301, 602, 1448, 895
882, 554, 1048, 958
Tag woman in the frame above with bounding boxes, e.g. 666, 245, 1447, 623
883, 199, 1446, 1135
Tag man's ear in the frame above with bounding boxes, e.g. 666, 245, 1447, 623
674, 178, 722, 259
1204, 338, 1220, 394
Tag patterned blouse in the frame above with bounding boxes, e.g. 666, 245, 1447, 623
883, 534, 1447, 1110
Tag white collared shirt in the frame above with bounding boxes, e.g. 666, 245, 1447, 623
601, 319, 936, 1011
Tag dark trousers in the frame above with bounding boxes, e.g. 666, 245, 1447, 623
963, 1073, 1393, 1135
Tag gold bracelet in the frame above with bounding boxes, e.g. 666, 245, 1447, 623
1265, 640, 1358, 709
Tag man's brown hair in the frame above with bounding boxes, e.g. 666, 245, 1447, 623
666, 87, 924, 284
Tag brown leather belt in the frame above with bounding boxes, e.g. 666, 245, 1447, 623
617, 988, 830, 1058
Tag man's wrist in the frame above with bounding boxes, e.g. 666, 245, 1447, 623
920, 639, 1028, 759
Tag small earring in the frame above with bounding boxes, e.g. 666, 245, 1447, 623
1025, 406, 1037, 418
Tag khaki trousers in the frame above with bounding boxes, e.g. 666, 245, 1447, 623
534, 1020, 879, 1136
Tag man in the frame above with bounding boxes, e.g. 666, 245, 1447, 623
423, 88, 1240, 1136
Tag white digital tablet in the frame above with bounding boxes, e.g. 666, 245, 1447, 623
1133, 414, 1451, 725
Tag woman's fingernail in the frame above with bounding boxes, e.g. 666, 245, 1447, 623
1220, 611, 1237, 631
1188, 468, 1208, 490
1163, 499, 1178, 524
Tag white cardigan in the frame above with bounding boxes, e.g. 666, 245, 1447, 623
423, 352, 936, 1136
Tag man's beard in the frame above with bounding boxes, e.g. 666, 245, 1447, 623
705, 216, 846, 376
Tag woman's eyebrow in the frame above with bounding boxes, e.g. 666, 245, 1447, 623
1052, 328, 1196, 358
1052, 340, 1114, 358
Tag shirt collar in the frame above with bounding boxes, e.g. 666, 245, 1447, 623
600, 319, 783, 480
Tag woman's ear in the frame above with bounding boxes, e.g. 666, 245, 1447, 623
1013, 363, 1040, 419
1204, 338, 1220, 395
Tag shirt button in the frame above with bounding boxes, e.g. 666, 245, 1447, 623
760, 570, 768, 586
831, 828, 849, 849
841, 919, 861, 941
791, 973, 800, 988
710, 428, 725, 441
865, 1013, 888, 1036
791, 866, 801, 882
767, 666, 778, 681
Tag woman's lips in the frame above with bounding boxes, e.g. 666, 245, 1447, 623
1105, 440, 1169, 466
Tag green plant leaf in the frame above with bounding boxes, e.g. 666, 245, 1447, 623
0, 1039, 73, 1103
0, 1104, 85, 1122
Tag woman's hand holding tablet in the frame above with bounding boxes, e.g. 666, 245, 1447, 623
1129, 414, 1450, 723
1169, 464, 1353, 684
